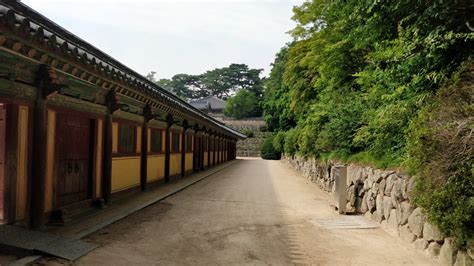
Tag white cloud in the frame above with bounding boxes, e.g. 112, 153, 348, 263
22, 0, 303, 78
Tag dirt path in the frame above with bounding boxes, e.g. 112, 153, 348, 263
55, 158, 436, 265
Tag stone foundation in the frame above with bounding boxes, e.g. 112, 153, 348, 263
282, 155, 473, 266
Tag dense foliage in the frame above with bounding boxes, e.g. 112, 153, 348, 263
263, 1, 473, 244
224, 90, 261, 119
154, 63, 264, 101
407, 66, 474, 246
260, 135, 281, 160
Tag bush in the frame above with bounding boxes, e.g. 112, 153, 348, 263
407, 64, 474, 246
241, 129, 254, 138
259, 125, 268, 132
224, 90, 261, 119
283, 128, 299, 156
272, 131, 286, 153
261, 135, 281, 160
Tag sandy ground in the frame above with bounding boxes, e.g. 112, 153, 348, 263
41, 158, 437, 265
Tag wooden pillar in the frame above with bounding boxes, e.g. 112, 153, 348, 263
140, 122, 148, 191
207, 135, 211, 169
30, 65, 63, 228
140, 105, 151, 191
164, 115, 172, 182
213, 136, 217, 166
3, 104, 18, 224
102, 109, 112, 203
180, 121, 188, 178
30, 94, 47, 228
200, 134, 205, 170
103, 89, 122, 204
192, 126, 198, 173
224, 139, 227, 162
219, 137, 222, 163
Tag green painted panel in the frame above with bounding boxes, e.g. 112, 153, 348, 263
64, 76, 102, 102
0, 79, 37, 100
48, 94, 106, 115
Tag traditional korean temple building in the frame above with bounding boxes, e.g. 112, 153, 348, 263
0, 1, 245, 228
189, 96, 226, 118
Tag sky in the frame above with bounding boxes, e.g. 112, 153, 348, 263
22, 0, 303, 79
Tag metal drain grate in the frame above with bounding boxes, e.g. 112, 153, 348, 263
311, 216, 379, 229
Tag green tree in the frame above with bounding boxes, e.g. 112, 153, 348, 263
156, 64, 264, 101
263, 45, 296, 132
262, 0, 474, 244
156, 74, 204, 99
223, 90, 260, 119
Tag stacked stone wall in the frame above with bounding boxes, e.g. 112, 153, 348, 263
283, 155, 473, 266
220, 118, 268, 157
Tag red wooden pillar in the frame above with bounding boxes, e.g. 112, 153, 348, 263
164, 115, 173, 182
30, 65, 64, 228
207, 134, 211, 169
3, 104, 19, 224
181, 120, 188, 178
199, 133, 204, 170
140, 105, 151, 191
192, 126, 198, 173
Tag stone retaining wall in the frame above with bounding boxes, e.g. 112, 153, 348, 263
282, 155, 473, 266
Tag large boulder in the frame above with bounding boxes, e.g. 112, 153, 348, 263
408, 208, 425, 237
376, 194, 384, 219
384, 174, 397, 196
346, 202, 356, 213
413, 238, 429, 250
397, 201, 414, 225
423, 222, 444, 242
467, 239, 474, 260
387, 209, 399, 233
366, 192, 376, 213
401, 177, 410, 200
371, 182, 379, 195
379, 179, 386, 196
390, 177, 403, 205
427, 242, 442, 257
399, 224, 416, 243
439, 238, 458, 266
454, 251, 474, 266
370, 169, 383, 183
347, 184, 356, 204
407, 178, 415, 201
363, 178, 373, 191
383, 196, 393, 220
359, 193, 368, 213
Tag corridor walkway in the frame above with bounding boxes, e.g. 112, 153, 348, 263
69, 158, 435, 265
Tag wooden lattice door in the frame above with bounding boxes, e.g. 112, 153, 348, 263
55, 113, 93, 207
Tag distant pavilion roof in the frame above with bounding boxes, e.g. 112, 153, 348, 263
190, 96, 225, 111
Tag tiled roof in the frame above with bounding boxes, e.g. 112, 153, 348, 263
190, 96, 225, 111
0, 0, 246, 139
